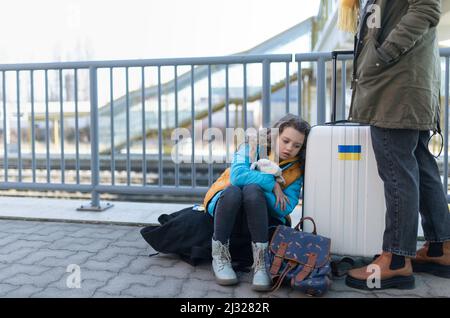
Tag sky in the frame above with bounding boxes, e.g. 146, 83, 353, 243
0, 0, 321, 63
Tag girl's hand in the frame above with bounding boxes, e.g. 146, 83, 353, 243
273, 182, 290, 211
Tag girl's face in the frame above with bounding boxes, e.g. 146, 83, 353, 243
277, 127, 305, 161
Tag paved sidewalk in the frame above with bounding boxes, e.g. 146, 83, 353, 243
0, 219, 447, 298
0, 196, 194, 226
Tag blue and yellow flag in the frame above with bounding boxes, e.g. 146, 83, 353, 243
338, 145, 361, 161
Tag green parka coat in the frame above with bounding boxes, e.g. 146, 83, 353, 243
349, 0, 441, 130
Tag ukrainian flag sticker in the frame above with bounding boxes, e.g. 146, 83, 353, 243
338, 145, 362, 161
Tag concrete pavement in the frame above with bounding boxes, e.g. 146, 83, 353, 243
0, 219, 447, 298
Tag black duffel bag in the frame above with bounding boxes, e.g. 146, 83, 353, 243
140, 206, 254, 269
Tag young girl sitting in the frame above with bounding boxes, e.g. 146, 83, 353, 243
203, 113, 311, 291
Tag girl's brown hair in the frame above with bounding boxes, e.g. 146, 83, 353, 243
266, 113, 311, 168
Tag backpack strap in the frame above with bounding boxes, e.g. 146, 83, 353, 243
270, 260, 296, 293
427, 90, 443, 158
269, 242, 289, 275
292, 253, 317, 285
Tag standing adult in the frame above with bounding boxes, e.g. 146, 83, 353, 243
339, 0, 450, 290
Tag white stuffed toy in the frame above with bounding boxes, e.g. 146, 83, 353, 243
250, 158, 285, 186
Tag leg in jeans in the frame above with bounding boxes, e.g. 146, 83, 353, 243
416, 131, 450, 242
370, 127, 420, 257
213, 185, 243, 244
211, 185, 241, 286
346, 127, 417, 290
241, 183, 272, 290
241, 184, 269, 243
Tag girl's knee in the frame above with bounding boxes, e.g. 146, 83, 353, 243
223, 184, 242, 200
242, 184, 264, 199
243, 184, 263, 192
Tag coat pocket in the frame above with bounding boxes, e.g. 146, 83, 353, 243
361, 38, 398, 78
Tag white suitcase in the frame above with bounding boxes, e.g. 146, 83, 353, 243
302, 124, 386, 257
301, 50, 386, 257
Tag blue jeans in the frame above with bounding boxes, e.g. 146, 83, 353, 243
371, 127, 450, 257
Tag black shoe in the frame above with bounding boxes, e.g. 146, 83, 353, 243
411, 261, 450, 278
345, 274, 415, 290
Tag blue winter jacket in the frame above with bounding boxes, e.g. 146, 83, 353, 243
207, 143, 303, 224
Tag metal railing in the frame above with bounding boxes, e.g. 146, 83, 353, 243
1, 48, 450, 209
297, 48, 450, 201
0, 55, 292, 210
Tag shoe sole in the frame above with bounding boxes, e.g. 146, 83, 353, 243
411, 261, 450, 279
345, 275, 415, 291
216, 277, 239, 286
252, 284, 272, 292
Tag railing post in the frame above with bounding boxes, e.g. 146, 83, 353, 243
340, 60, 347, 120
262, 60, 271, 128
444, 57, 449, 195
77, 66, 113, 211
317, 57, 327, 124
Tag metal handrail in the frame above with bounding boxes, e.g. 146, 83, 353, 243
1, 48, 449, 209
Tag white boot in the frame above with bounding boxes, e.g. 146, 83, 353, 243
251, 242, 272, 291
211, 238, 238, 286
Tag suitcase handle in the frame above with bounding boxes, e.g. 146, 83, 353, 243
331, 50, 354, 123
325, 120, 353, 125
323, 120, 367, 126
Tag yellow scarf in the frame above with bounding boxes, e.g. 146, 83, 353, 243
337, 0, 360, 34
